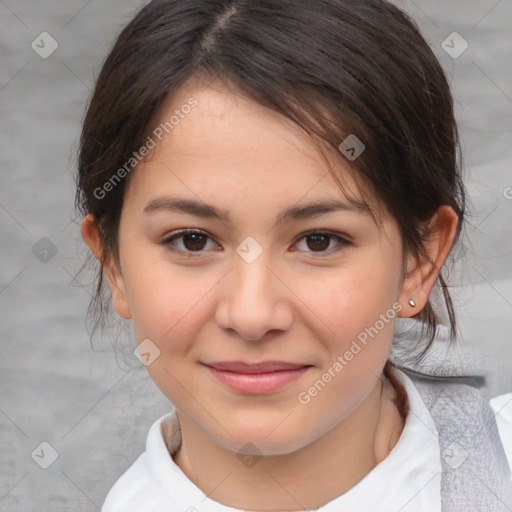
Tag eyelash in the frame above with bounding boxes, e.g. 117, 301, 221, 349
160, 229, 352, 258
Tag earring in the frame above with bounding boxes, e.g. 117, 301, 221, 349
408, 299, 416, 308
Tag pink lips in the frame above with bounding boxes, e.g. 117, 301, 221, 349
203, 361, 312, 394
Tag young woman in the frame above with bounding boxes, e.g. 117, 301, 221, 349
77, 0, 512, 510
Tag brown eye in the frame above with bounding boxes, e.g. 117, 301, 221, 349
182, 232, 207, 251
161, 230, 218, 255
293, 230, 351, 256
306, 234, 330, 252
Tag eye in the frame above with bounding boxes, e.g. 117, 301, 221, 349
161, 229, 219, 255
161, 229, 351, 258
292, 230, 351, 256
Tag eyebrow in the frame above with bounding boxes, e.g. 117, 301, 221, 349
143, 196, 369, 225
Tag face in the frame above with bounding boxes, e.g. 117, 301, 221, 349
103, 78, 408, 456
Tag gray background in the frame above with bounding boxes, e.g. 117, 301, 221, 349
1, 0, 511, 510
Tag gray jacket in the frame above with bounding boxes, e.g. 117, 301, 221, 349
409, 371, 512, 511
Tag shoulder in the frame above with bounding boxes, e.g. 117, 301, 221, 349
490, 391, 512, 476
101, 412, 181, 512
398, 368, 512, 508
401, 368, 505, 447
101, 452, 162, 512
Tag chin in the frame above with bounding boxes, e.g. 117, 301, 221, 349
214, 420, 310, 457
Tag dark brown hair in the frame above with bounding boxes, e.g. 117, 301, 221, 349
76, 0, 466, 363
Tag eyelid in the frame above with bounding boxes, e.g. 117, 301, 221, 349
291, 230, 352, 256
160, 228, 352, 257
161, 229, 219, 256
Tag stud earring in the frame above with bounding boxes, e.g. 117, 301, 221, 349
408, 299, 416, 307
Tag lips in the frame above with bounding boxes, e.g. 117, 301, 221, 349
203, 361, 311, 373
202, 361, 312, 394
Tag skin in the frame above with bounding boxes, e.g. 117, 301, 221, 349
81, 77, 458, 511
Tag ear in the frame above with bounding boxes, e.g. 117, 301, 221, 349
80, 214, 132, 319
398, 206, 458, 318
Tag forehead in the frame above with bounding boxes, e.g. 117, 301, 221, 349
125, 78, 383, 224
151, 79, 332, 177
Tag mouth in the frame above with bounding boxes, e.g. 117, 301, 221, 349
201, 361, 313, 394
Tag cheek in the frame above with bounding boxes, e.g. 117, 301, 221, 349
294, 268, 397, 405
298, 263, 398, 342
123, 260, 216, 404
123, 255, 212, 348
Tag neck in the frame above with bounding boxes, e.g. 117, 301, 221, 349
173, 376, 404, 511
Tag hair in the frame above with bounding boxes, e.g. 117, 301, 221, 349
75, 0, 466, 367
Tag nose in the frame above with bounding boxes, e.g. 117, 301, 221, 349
214, 252, 294, 341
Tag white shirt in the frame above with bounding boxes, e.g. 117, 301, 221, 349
102, 368, 512, 512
